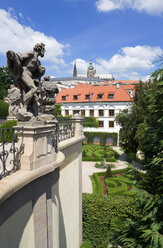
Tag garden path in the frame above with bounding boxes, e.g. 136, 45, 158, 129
82, 146, 129, 193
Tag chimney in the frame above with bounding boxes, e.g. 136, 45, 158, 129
116, 83, 119, 89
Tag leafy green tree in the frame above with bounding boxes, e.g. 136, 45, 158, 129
53, 104, 62, 117
116, 81, 151, 157
0, 66, 14, 100
83, 117, 99, 128
114, 69, 163, 248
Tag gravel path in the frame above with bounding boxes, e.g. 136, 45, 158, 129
82, 146, 129, 193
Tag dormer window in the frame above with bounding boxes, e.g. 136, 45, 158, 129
108, 93, 114, 99
73, 95, 80, 100
62, 95, 68, 101
85, 94, 92, 100
97, 94, 104, 99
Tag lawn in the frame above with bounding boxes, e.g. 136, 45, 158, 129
82, 144, 119, 162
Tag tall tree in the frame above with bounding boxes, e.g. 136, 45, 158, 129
114, 69, 163, 248
116, 81, 151, 156
0, 66, 14, 100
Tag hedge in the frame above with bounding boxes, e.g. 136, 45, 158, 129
84, 132, 117, 146
0, 100, 9, 117
80, 240, 93, 248
82, 193, 142, 248
0, 120, 17, 142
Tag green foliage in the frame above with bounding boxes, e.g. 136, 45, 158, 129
82, 193, 141, 248
105, 164, 113, 178
80, 240, 93, 248
82, 144, 119, 162
116, 81, 151, 154
83, 117, 99, 128
0, 100, 9, 117
91, 169, 136, 196
0, 120, 17, 142
114, 67, 163, 247
136, 80, 163, 160
53, 104, 62, 117
0, 66, 15, 100
115, 188, 163, 248
84, 132, 117, 146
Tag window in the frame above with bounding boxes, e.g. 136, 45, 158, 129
109, 109, 114, 116
99, 110, 104, 116
108, 93, 114, 99
109, 121, 114, 128
97, 94, 104, 99
62, 96, 67, 101
99, 121, 104, 127
81, 110, 85, 116
73, 95, 79, 100
73, 110, 80, 116
65, 110, 69, 116
85, 94, 92, 100
90, 110, 94, 116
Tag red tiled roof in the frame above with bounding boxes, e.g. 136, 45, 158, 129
56, 83, 135, 103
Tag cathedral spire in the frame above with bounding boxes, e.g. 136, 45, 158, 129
73, 62, 77, 77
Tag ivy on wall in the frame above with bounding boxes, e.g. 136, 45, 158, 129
84, 132, 117, 146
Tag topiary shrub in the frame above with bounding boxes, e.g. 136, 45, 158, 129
0, 100, 9, 117
105, 164, 113, 178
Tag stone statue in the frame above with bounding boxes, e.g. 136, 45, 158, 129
38, 76, 59, 115
7, 85, 21, 118
6, 43, 46, 121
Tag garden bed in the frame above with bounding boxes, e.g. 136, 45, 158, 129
82, 144, 119, 162
91, 168, 136, 196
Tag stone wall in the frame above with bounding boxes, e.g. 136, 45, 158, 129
0, 117, 84, 248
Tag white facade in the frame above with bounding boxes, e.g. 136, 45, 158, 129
61, 101, 132, 145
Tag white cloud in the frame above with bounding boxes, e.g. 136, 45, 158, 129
71, 58, 89, 74
0, 9, 69, 67
74, 45, 163, 79
96, 0, 163, 15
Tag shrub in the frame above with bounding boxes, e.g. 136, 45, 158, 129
80, 240, 93, 248
105, 164, 113, 178
82, 193, 142, 248
0, 100, 9, 117
0, 120, 17, 142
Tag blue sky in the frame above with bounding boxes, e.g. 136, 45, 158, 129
0, 0, 163, 80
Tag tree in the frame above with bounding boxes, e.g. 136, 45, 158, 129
116, 81, 151, 156
83, 117, 99, 128
53, 104, 62, 117
0, 66, 14, 100
114, 69, 163, 248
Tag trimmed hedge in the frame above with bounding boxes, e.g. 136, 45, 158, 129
0, 100, 9, 117
91, 168, 136, 196
80, 240, 93, 248
82, 144, 119, 162
84, 132, 117, 146
82, 193, 142, 248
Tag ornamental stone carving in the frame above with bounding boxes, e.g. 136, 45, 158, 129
6, 43, 58, 121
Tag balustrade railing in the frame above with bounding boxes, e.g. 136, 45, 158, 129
57, 118, 75, 142
0, 127, 24, 179
0, 118, 76, 179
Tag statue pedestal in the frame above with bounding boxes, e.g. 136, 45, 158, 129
15, 121, 57, 171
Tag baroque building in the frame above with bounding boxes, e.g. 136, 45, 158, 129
56, 81, 138, 145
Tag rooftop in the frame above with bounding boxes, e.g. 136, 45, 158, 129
56, 83, 135, 103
